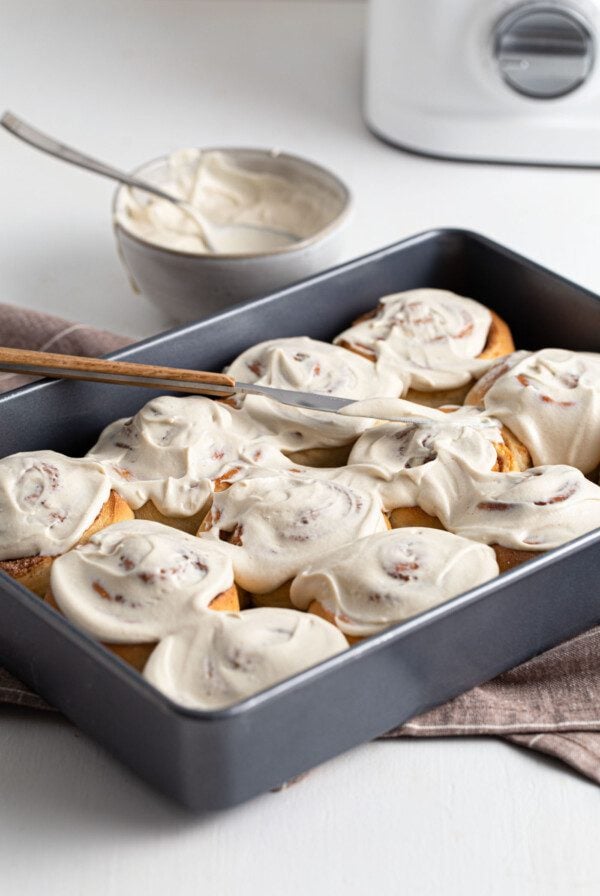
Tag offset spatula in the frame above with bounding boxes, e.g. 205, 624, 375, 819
0, 345, 376, 416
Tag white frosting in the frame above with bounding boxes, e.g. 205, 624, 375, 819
334, 288, 495, 390
339, 397, 448, 423
117, 149, 341, 255
0, 451, 111, 560
290, 528, 499, 637
467, 349, 600, 474
87, 395, 290, 517
199, 471, 389, 592
225, 337, 403, 451
345, 405, 504, 511
339, 400, 600, 551
143, 607, 348, 710
50, 520, 234, 643
418, 452, 600, 551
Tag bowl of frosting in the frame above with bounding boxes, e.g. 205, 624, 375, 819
113, 148, 352, 322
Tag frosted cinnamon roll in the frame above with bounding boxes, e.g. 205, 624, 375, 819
465, 349, 600, 474
224, 337, 403, 466
47, 520, 238, 671
0, 451, 133, 597
344, 402, 530, 527
291, 528, 499, 641
334, 289, 514, 407
198, 472, 389, 608
416, 455, 600, 571
143, 607, 348, 710
88, 395, 290, 532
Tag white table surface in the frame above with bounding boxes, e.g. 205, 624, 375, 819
1, 2, 599, 893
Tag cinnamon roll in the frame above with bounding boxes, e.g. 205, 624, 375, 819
334, 288, 514, 407
465, 349, 600, 474
46, 520, 239, 670
224, 337, 403, 466
0, 451, 133, 596
197, 471, 390, 608
344, 403, 531, 528
415, 454, 600, 571
143, 607, 348, 710
290, 528, 499, 641
87, 395, 290, 532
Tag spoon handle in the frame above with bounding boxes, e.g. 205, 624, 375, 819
1, 111, 178, 203
0, 346, 236, 397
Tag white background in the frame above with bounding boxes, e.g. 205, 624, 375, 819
1, 2, 599, 894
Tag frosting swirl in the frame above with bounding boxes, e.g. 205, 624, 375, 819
87, 395, 289, 517
345, 404, 505, 511
50, 520, 235, 643
117, 149, 341, 255
225, 337, 403, 450
290, 528, 499, 637
334, 288, 494, 390
419, 454, 600, 551
466, 349, 600, 473
0, 451, 111, 560
143, 607, 348, 710
199, 471, 388, 592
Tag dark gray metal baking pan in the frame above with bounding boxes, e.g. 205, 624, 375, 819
0, 229, 599, 810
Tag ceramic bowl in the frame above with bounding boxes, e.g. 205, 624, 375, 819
112, 148, 352, 323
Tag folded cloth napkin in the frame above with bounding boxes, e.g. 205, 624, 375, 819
1, 303, 599, 786
0, 302, 129, 393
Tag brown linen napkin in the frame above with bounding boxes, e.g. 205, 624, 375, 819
0, 302, 130, 392
1, 303, 599, 786
384, 626, 600, 785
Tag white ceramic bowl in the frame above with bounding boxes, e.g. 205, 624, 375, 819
113, 148, 352, 323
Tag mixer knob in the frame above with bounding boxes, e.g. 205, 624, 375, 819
494, 4, 594, 98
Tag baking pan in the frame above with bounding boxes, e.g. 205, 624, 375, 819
0, 229, 599, 810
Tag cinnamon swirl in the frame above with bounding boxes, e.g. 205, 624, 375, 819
334, 289, 514, 407
46, 520, 238, 670
224, 337, 403, 465
197, 471, 390, 608
0, 451, 133, 596
290, 528, 499, 640
143, 607, 348, 710
465, 349, 600, 474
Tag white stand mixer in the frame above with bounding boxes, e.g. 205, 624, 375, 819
365, 0, 600, 166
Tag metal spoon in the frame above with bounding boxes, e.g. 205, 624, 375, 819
0, 111, 298, 253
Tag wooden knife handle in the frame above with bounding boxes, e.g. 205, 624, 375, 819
0, 346, 235, 393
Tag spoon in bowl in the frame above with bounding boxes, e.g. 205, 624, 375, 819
0, 111, 298, 253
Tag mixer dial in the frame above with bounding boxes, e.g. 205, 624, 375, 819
494, 3, 594, 98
